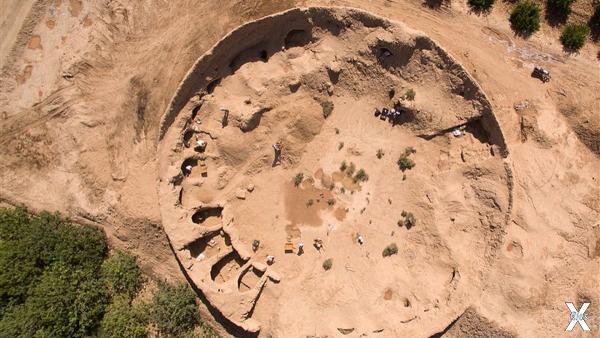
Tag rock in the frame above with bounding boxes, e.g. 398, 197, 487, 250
246, 183, 255, 192
268, 271, 281, 282
327, 84, 334, 96
236, 190, 246, 200
288, 80, 301, 92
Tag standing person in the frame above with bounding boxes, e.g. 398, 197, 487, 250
272, 141, 282, 166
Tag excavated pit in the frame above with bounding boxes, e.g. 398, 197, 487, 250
157, 6, 512, 336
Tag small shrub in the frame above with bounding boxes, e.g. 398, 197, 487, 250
151, 282, 199, 337
346, 162, 356, 177
334, 127, 340, 134
404, 88, 416, 101
468, 0, 495, 11
376, 149, 384, 159
510, 1, 542, 36
293, 173, 304, 187
327, 199, 336, 206
321, 100, 334, 118
306, 199, 314, 207
340, 187, 346, 194
560, 24, 590, 52
340, 161, 347, 172
353, 169, 369, 183
322, 258, 333, 270
398, 155, 415, 171
382, 243, 399, 257
101, 251, 143, 300
338, 142, 344, 150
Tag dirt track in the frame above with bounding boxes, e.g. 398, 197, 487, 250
0, 1, 598, 337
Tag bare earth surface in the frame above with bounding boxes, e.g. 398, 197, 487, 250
0, 1, 599, 337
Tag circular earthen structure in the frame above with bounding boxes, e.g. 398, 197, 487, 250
157, 7, 512, 336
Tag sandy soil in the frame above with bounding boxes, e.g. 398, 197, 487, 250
0, 1, 598, 337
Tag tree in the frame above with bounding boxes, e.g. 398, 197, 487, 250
322, 258, 333, 270
0, 207, 108, 336
590, 5, 600, 40
560, 24, 590, 52
151, 282, 200, 337
99, 295, 148, 338
546, 0, 575, 25
468, 0, 495, 12
0, 263, 109, 337
510, 1, 542, 36
102, 251, 143, 300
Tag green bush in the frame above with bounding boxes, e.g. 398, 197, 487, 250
293, 173, 304, 187
398, 155, 415, 171
151, 282, 200, 337
322, 258, 333, 270
560, 24, 590, 51
510, 1, 542, 35
321, 100, 334, 118
100, 295, 148, 338
382, 243, 399, 257
353, 169, 369, 183
102, 251, 143, 300
468, 0, 495, 11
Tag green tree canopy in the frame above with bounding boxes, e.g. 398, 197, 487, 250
151, 282, 200, 337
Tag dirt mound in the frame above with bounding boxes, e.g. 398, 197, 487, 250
157, 7, 511, 335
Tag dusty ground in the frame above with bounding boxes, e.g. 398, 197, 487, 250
0, 0, 598, 337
